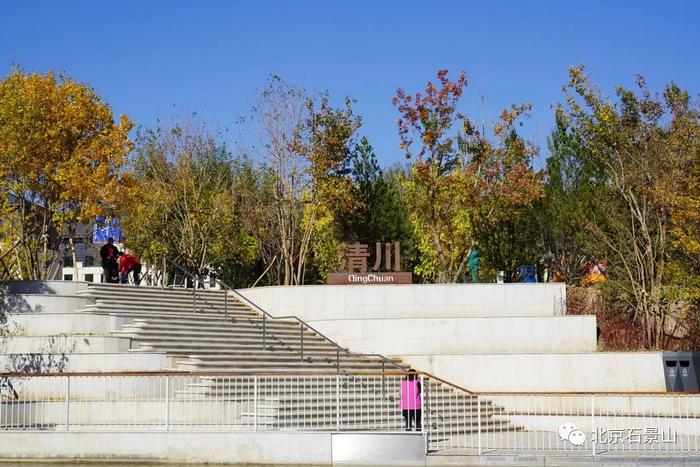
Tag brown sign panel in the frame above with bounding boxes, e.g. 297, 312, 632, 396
327, 272, 413, 285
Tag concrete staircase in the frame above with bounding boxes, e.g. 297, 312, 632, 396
75, 283, 521, 447
77, 283, 402, 373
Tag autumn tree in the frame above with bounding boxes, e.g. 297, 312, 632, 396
0, 69, 133, 280
393, 70, 472, 282
394, 70, 542, 282
122, 122, 257, 283
459, 105, 544, 282
244, 76, 360, 284
557, 65, 700, 349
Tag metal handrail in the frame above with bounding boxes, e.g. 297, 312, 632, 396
163, 258, 408, 373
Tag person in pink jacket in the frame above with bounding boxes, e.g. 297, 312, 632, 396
400, 369, 422, 431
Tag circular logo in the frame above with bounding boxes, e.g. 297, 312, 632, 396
559, 422, 586, 446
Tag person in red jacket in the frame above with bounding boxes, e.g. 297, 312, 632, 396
119, 252, 142, 285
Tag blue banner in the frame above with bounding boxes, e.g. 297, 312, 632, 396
93, 217, 122, 244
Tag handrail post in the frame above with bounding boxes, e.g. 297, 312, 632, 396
300, 323, 304, 362
419, 375, 425, 434
253, 376, 258, 432
262, 314, 266, 350
165, 376, 171, 432
423, 377, 428, 454
65, 376, 70, 431
477, 394, 481, 455
591, 395, 596, 456
224, 290, 228, 321
381, 361, 385, 400
193, 276, 197, 313
336, 375, 340, 431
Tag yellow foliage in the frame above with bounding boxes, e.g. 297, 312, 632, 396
0, 70, 133, 223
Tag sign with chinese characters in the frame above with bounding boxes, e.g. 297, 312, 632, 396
326, 241, 412, 285
560, 422, 679, 448
593, 427, 677, 445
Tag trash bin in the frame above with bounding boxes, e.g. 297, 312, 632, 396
663, 352, 700, 392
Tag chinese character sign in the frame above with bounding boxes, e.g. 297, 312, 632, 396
592, 426, 677, 445
337, 242, 401, 273
328, 241, 411, 285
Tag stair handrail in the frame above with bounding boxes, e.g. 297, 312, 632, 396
164, 258, 408, 373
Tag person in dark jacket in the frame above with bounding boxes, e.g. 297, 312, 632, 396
99, 237, 120, 283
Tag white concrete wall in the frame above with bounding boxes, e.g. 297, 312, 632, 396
2, 294, 91, 313
309, 316, 596, 355
1, 335, 133, 353
238, 283, 567, 320
332, 433, 425, 465
0, 432, 425, 465
0, 432, 335, 464
405, 352, 666, 392
5, 312, 125, 336
0, 352, 170, 374
6, 280, 88, 295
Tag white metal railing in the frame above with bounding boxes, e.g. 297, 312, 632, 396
1, 372, 700, 457
426, 389, 700, 456
0, 372, 420, 433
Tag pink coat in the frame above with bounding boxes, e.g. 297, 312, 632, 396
400, 380, 422, 409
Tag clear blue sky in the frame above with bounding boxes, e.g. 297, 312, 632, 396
1, 1, 698, 167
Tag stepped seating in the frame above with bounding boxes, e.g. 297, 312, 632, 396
74, 283, 522, 447
78, 283, 400, 373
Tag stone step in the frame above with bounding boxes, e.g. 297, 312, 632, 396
83, 283, 230, 296
128, 319, 301, 331
183, 382, 443, 393
121, 339, 334, 354
120, 326, 301, 338
127, 317, 283, 327
83, 307, 291, 326
240, 414, 515, 429
76, 307, 237, 318
129, 335, 333, 346
186, 383, 449, 394
126, 330, 323, 342
86, 290, 241, 302
251, 403, 499, 415
177, 354, 378, 365
133, 345, 348, 355
176, 361, 390, 371
114, 329, 325, 343
82, 289, 245, 306
82, 304, 254, 317
91, 299, 252, 313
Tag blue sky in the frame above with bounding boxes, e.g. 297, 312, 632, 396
1, 1, 698, 168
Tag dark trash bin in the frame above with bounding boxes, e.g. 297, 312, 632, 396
663, 352, 700, 392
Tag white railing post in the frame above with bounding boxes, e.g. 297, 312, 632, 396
419, 375, 425, 434
253, 376, 258, 432
336, 375, 340, 432
591, 395, 596, 456
193, 277, 198, 313
423, 377, 429, 454
165, 376, 171, 431
477, 394, 482, 455
64, 376, 70, 432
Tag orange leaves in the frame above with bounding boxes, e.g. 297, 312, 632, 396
393, 69, 467, 163
394, 69, 542, 282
